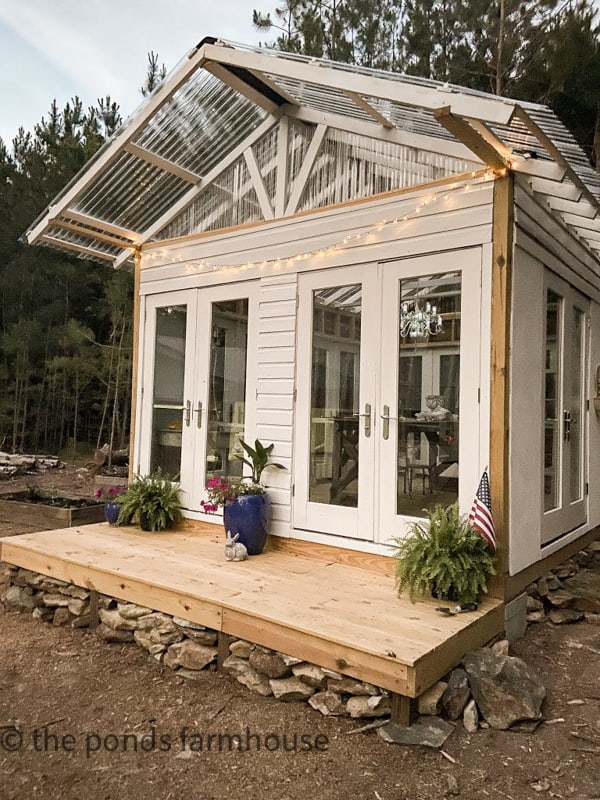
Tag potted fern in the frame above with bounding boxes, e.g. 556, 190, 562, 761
117, 469, 182, 532
392, 503, 496, 605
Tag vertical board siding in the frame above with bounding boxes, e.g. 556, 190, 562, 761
257, 274, 298, 532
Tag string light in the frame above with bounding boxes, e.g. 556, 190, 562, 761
148, 169, 497, 274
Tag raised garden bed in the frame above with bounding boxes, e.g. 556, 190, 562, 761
0, 490, 105, 529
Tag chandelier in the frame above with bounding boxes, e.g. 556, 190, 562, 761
400, 300, 443, 339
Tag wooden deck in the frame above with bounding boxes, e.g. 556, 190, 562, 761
0, 522, 504, 698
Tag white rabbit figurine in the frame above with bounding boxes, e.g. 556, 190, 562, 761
224, 532, 248, 561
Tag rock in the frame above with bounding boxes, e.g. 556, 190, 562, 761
4, 585, 35, 611
71, 614, 91, 628
526, 611, 546, 624
32, 606, 54, 622
462, 648, 545, 730
135, 613, 183, 645
53, 607, 72, 626
221, 656, 273, 696
329, 677, 379, 696
163, 641, 217, 671
229, 640, 253, 659
308, 691, 347, 716
442, 668, 471, 720
491, 640, 510, 657
57, 585, 89, 600
96, 623, 135, 643
554, 566, 577, 579
280, 653, 304, 667
527, 597, 544, 612
99, 608, 138, 631
346, 695, 391, 718
13, 569, 40, 587
40, 578, 69, 592
292, 664, 328, 689
172, 616, 206, 629
41, 593, 69, 608
117, 603, 153, 619
418, 681, 448, 715
178, 628, 218, 646
463, 699, 479, 733
584, 613, 600, 625
178, 668, 207, 681
249, 647, 292, 679
269, 677, 316, 701
322, 669, 343, 680
547, 608, 584, 625
563, 570, 600, 613
545, 575, 562, 591
546, 590, 574, 608
67, 598, 89, 616
445, 775, 460, 797
378, 716, 454, 748
536, 577, 549, 597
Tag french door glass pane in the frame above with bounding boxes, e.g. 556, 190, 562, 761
150, 305, 186, 476
570, 308, 584, 503
397, 272, 460, 516
309, 284, 361, 507
544, 289, 561, 512
205, 299, 248, 483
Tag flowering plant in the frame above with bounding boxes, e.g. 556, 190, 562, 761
95, 485, 127, 503
200, 476, 264, 514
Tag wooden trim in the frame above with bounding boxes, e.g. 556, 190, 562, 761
275, 117, 289, 218
141, 168, 491, 252
61, 210, 141, 243
203, 61, 281, 115
488, 174, 514, 599
505, 525, 599, 601
391, 694, 417, 727
284, 123, 327, 216
345, 91, 393, 128
243, 147, 274, 220
128, 251, 142, 481
40, 234, 117, 262
264, 533, 395, 577
48, 219, 136, 249
434, 107, 508, 169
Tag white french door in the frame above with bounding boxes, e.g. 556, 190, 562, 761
542, 272, 588, 544
294, 249, 483, 545
139, 283, 258, 512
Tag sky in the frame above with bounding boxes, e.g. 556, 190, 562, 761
0, 0, 265, 147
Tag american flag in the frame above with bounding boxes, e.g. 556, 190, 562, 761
469, 469, 496, 551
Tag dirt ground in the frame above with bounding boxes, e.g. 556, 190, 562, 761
1, 465, 600, 800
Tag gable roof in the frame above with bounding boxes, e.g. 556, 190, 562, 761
25, 37, 600, 267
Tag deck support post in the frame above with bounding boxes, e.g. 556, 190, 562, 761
390, 693, 417, 727
217, 632, 234, 670
88, 590, 100, 629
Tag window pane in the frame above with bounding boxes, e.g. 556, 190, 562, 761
397, 272, 460, 517
205, 299, 248, 482
309, 284, 361, 507
544, 290, 561, 512
150, 305, 186, 476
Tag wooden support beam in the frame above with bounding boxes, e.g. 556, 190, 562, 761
40, 234, 116, 263
274, 117, 289, 218
128, 252, 142, 481
285, 123, 328, 216
391, 694, 417, 727
345, 91, 393, 128
88, 590, 100, 629
488, 175, 514, 601
204, 61, 282, 115
434, 107, 508, 169
61, 209, 140, 243
217, 632, 234, 669
125, 142, 202, 184
48, 219, 135, 249
243, 147, 274, 220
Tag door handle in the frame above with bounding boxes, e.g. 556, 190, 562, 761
352, 403, 372, 437
563, 409, 571, 441
194, 401, 203, 429
380, 405, 397, 440
184, 400, 191, 427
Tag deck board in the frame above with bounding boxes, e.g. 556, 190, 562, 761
0, 523, 504, 697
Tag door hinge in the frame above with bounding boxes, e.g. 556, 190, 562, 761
292, 483, 295, 497
586, 482, 589, 496
477, 387, 480, 404
587, 399, 590, 412
293, 388, 297, 402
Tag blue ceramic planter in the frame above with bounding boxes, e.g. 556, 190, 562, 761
223, 494, 269, 555
104, 502, 120, 525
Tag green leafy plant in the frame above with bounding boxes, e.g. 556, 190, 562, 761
392, 503, 497, 605
117, 469, 182, 532
233, 438, 285, 484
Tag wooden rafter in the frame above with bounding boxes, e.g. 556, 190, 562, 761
345, 91, 393, 128
60, 210, 141, 243
433, 107, 509, 169
41, 235, 116, 262
125, 142, 202, 184
48, 219, 137, 249
528, 177, 581, 201
542, 195, 598, 219
204, 61, 282, 115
